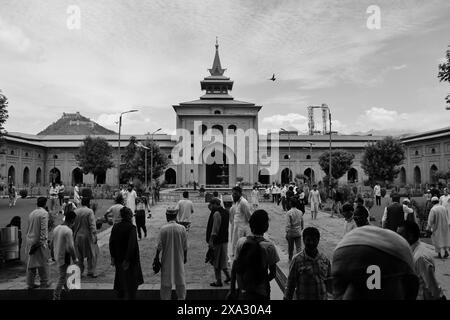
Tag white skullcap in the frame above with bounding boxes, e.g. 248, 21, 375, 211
335, 226, 413, 268
431, 197, 439, 202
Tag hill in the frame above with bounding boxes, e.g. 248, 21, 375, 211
38, 112, 116, 135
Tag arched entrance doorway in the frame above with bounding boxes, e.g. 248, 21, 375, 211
399, 167, 406, 184
430, 165, 438, 184
8, 166, 15, 185
347, 168, 358, 183
304, 168, 315, 184
36, 168, 42, 185
414, 166, 421, 185
258, 169, 270, 185
165, 168, 176, 185
281, 168, 292, 185
49, 168, 61, 184
200, 143, 236, 187
23, 167, 30, 186
72, 168, 83, 185
95, 169, 106, 185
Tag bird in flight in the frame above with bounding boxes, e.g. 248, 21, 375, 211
269, 74, 276, 81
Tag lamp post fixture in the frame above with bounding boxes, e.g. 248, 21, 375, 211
117, 109, 139, 188
149, 128, 162, 205
280, 128, 291, 183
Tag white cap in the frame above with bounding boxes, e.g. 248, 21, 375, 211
431, 196, 439, 202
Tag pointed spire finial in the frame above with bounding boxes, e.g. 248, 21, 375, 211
209, 37, 226, 76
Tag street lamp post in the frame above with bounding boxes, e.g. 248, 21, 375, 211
149, 128, 162, 205
134, 142, 150, 190
280, 128, 291, 183
117, 109, 138, 188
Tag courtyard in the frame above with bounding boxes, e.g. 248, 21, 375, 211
1, 197, 449, 299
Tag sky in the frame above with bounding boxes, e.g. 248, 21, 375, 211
1, 0, 450, 136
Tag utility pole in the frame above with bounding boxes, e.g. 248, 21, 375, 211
149, 128, 162, 205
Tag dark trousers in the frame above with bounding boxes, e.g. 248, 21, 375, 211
286, 235, 302, 260
272, 194, 276, 203
135, 211, 147, 239
281, 196, 287, 211
376, 196, 381, 206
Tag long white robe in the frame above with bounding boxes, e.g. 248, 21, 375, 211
428, 204, 450, 250
157, 221, 187, 287
439, 195, 450, 220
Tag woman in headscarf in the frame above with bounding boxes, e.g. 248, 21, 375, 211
109, 207, 144, 300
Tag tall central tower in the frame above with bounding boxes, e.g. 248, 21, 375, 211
172, 40, 262, 187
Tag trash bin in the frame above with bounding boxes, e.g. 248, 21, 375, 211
0, 227, 19, 261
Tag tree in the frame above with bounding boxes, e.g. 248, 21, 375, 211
361, 136, 405, 184
438, 45, 450, 106
319, 150, 355, 182
0, 90, 8, 139
75, 136, 114, 184
120, 136, 169, 185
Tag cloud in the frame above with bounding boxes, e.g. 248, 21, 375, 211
0, 17, 32, 54
392, 64, 407, 70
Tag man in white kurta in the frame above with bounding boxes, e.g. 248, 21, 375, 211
439, 188, 450, 220
427, 197, 450, 258
308, 185, 322, 220
230, 186, 252, 257
156, 209, 188, 300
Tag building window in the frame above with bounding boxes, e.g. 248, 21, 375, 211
53, 155, 58, 159
190, 130, 194, 135
284, 154, 290, 160
10, 150, 14, 155
228, 125, 237, 132
25, 152, 29, 157
168, 154, 172, 159
191, 143, 194, 148
212, 125, 223, 133
431, 148, 436, 154
214, 110, 221, 115
38, 154, 41, 158
191, 156, 194, 161
415, 150, 419, 156
202, 124, 207, 135
306, 155, 311, 160
190, 169, 194, 173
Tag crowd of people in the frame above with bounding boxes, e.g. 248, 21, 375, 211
15, 179, 450, 300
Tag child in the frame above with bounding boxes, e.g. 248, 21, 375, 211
52, 210, 78, 300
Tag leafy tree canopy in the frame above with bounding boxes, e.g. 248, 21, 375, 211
120, 136, 169, 185
438, 45, 450, 105
75, 136, 114, 184
318, 150, 355, 181
361, 136, 405, 184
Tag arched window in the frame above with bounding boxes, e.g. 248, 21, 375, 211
212, 125, 223, 134
283, 154, 290, 160
10, 150, 14, 155
36, 168, 42, 185
347, 168, 358, 183
415, 150, 419, 156
201, 124, 207, 135
25, 152, 29, 157
72, 168, 83, 185
214, 110, 221, 115
414, 166, 421, 185
431, 148, 436, 154
165, 168, 176, 185
228, 125, 237, 132
258, 169, 270, 185
399, 167, 406, 184
306, 155, 311, 160
8, 166, 15, 184
23, 167, 30, 185
281, 168, 292, 184
304, 168, 315, 184
430, 165, 438, 184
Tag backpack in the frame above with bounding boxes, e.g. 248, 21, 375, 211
235, 236, 268, 293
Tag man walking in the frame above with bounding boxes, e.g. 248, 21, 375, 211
439, 188, 450, 219
427, 197, 450, 259
73, 197, 98, 277
175, 191, 194, 231
155, 208, 188, 300
382, 194, 404, 232
284, 227, 331, 300
228, 210, 280, 300
230, 186, 252, 257
25, 197, 51, 289
285, 197, 304, 261
374, 183, 382, 206
308, 185, 321, 220
52, 210, 78, 300
398, 221, 445, 300
206, 198, 231, 287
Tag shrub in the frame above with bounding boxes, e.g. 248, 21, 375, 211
19, 189, 28, 198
